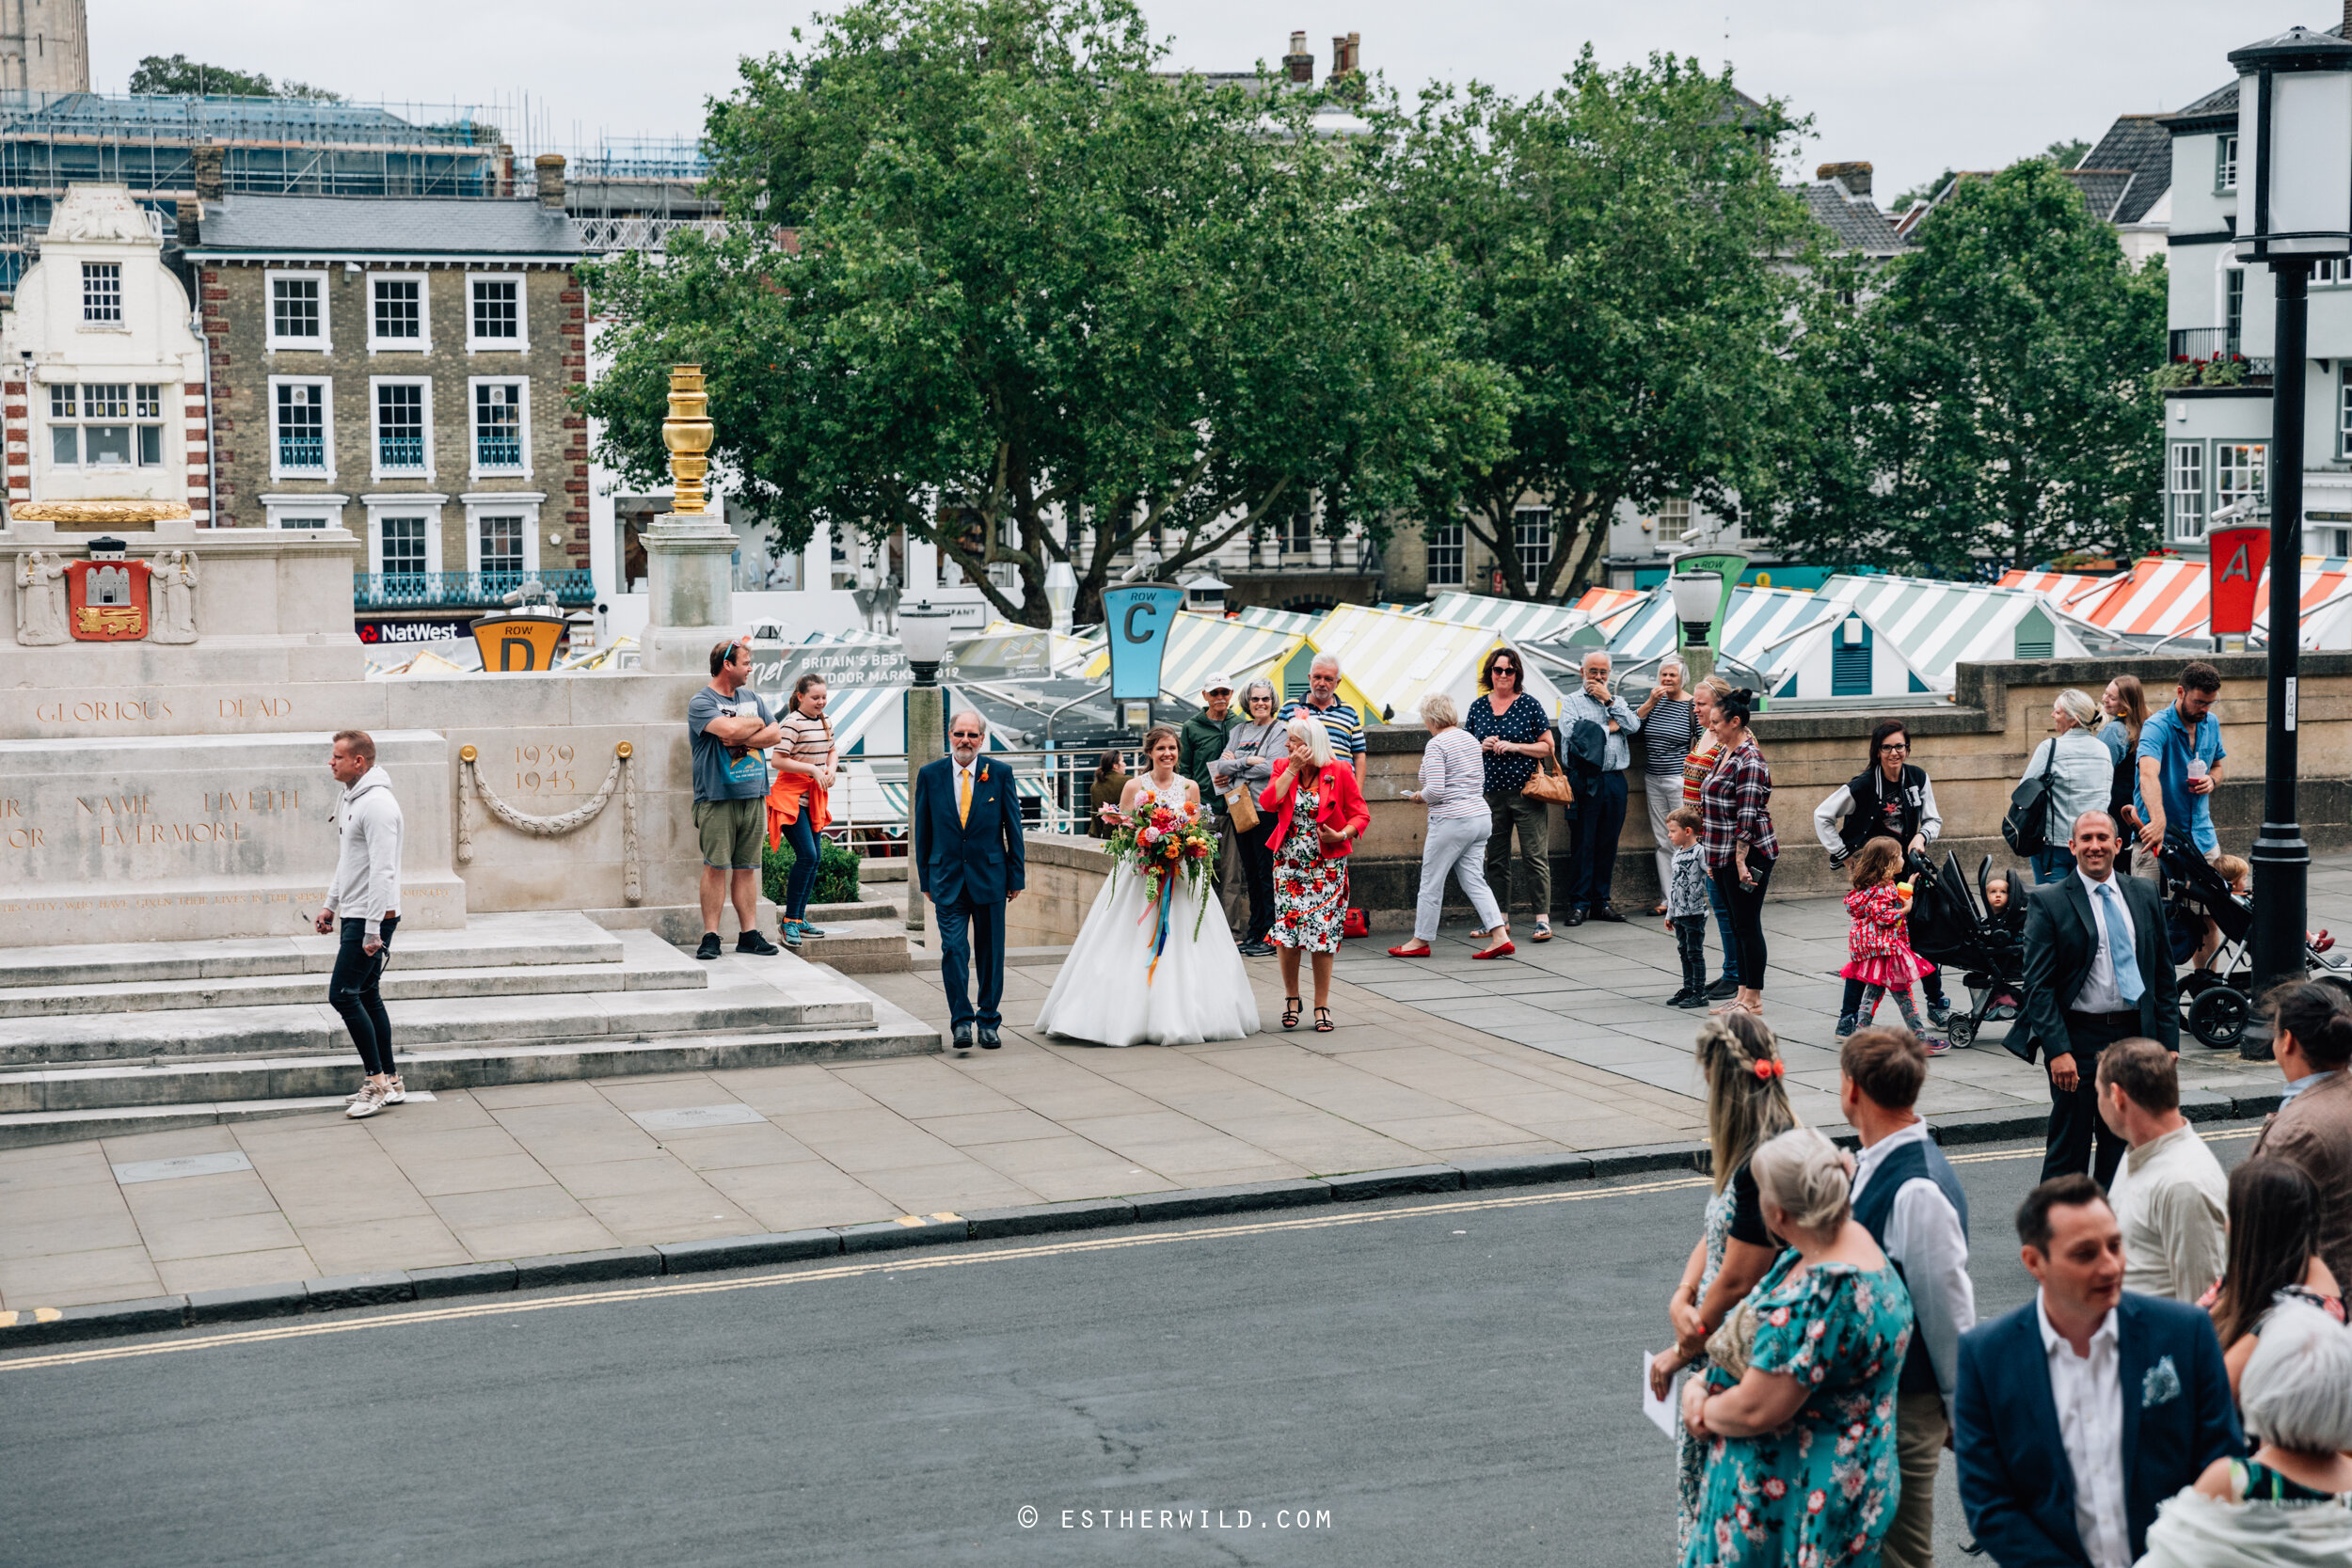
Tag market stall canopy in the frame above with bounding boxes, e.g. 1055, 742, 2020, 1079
1308, 603, 1563, 722
1820, 574, 2085, 689
1078, 610, 1304, 704
1420, 590, 1598, 643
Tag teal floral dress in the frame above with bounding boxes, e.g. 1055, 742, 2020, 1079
1680, 1252, 1913, 1568
1676, 1186, 1741, 1552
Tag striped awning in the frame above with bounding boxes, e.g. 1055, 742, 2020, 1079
1309, 602, 1562, 722
1573, 586, 1647, 623
1997, 568, 2127, 619
1421, 591, 1594, 643
1820, 575, 2078, 687
1079, 610, 1302, 701
2071, 558, 2210, 639
1234, 604, 1326, 636
1607, 584, 1844, 688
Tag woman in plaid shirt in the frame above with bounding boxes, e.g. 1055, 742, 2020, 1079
1698, 688, 1777, 1018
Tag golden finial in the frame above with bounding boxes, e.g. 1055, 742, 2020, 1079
661, 364, 714, 515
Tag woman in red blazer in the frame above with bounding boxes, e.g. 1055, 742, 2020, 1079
1259, 715, 1372, 1032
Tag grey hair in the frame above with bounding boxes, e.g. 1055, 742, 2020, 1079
1420, 691, 1460, 730
1285, 714, 1336, 769
1310, 651, 1342, 675
2055, 689, 2104, 732
1581, 648, 1612, 673
1241, 678, 1278, 711
2241, 1299, 2352, 1452
1660, 655, 1686, 679
947, 709, 988, 735
1749, 1127, 1852, 1233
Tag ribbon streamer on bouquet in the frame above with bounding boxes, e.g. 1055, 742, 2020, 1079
456, 741, 643, 904
1138, 865, 1178, 985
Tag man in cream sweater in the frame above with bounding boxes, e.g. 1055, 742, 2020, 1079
2097, 1037, 2228, 1301
316, 730, 405, 1119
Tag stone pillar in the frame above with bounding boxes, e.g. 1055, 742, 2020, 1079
903, 685, 944, 938
642, 365, 738, 673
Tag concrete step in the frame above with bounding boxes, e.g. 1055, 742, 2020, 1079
0, 952, 708, 1020
0, 1017, 942, 1144
0, 940, 871, 1072
0, 911, 625, 992
801, 898, 901, 924
787, 919, 912, 974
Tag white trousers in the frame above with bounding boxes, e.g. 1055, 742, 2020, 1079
1645, 773, 1684, 903
1417, 813, 1504, 942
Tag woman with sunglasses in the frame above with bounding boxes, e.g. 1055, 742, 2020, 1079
1467, 645, 1556, 942
1812, 721, 1950, 1037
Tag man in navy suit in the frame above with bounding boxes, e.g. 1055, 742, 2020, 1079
1954, 1174, 2240, 1568
914, 710, 1025, 1051
2019, 811, 2179, 1186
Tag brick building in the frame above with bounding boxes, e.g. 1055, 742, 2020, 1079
182, 159, 588, 632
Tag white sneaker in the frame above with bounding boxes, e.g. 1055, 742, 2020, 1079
381, 1075, 405, 1104
345, 1083, 389, 1119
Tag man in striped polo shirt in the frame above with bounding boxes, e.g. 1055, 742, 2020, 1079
1279, 653, 1366, 767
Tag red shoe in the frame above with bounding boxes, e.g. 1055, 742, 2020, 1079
1387, 943, 1434, 958
1471, 942, 1516, 960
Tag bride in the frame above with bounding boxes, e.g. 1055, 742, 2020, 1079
1033, 724, 1262, 1046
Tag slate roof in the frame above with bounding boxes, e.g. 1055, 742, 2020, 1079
187, 193, 580, 257
2061, 168, 2137, 224
2077, 114, 2172, 223
1793, 182, 1911, 258
2162, 80, 2238, 133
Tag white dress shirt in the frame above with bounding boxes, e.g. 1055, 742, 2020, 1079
2111, 1122, 2230, 1302
2037, 1292, 2126, 1568
1850, 1121, 1977, 1404
2073, 868, 2137, 1014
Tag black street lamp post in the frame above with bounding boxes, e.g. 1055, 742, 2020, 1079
2230, 26, 2352, 1051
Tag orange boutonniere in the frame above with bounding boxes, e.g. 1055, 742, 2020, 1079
977, 764, 990, 784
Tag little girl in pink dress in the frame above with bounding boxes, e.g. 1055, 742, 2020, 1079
1841, 839, 1941, 1049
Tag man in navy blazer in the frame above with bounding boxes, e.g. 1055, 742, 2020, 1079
913, 709, 1025, 1051
1954, 1174, 2240, 1568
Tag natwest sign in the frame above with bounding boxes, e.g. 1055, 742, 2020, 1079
358, 620, 461, 645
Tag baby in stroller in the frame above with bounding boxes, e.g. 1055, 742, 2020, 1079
2159, 841, 2344, 1048
1904, 850, 2031, 1052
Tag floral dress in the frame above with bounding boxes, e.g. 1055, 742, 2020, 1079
1676, 1185, 1740, 1552
1839, 884, 1928, 987
1272, 781, 1346, 954
1681, 1253, 1914, 1568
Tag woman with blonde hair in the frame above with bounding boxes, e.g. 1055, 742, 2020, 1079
1681, 1127, 1914, 1568
2103, 674, 2152, 874
1651, 1012, 1800, 1549
2023, 689, 2114, 883
1260, 713, 1370, 1032
1391, 690, 1512, 960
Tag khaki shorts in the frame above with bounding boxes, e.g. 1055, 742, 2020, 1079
695, 797, 766, 870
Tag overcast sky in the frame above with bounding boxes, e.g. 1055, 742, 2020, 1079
90, 0, 2276, 202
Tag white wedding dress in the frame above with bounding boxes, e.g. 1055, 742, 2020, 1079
1033, 779, 1262, 1047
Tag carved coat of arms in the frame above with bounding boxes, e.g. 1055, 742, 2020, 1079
65, 557, 152, 641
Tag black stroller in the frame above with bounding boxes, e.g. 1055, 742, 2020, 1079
1903, 849, 2030, 1053
2157, 840, 2352, 1048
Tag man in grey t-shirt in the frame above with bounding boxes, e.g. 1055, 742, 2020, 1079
688, 637, 783, 960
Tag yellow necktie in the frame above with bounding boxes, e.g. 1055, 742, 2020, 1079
958, 768, 971, 827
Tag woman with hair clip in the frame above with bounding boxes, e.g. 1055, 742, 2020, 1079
1650, 1012, 1800, 1553
2248, 980, 2352, 1295
1699, 688, 1778, 1017
1680, 1125, 1913, 1568
768, 673, 837, 950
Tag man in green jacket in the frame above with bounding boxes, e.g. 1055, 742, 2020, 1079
1177, 674, 1242, 931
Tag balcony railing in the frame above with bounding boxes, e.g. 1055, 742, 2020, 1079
2169, 326, 2240, 361
354, 569, 594, 610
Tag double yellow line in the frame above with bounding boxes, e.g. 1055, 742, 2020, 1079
2, 1129, 2260, 1375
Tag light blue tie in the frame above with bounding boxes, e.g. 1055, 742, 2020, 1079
2096, 881, 2144, 1005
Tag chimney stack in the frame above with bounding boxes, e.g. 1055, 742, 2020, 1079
535, 153, 566, 211
191, 144, 224, 202
1817, 161, 1873, 201
1283, 30, 1312, 85
1327, 31, 1360, 85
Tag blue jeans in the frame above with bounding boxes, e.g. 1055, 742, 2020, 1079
2033, 847, 2077, 884
781, 811, 821, 920
934, 897, 1006, 1030
1705, 868, 1740, 985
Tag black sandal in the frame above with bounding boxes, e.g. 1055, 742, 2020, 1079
1314, 1007, 1334, 1033
1282, 996, 1303, 1030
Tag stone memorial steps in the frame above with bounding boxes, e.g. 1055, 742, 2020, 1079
0, 953, 707, 1020
0, 1017, 939, 1148
787, 919, 915, 974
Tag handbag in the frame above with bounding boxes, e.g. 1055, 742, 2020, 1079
1704, 1294, 1761, 1380
2002, 741, 2060, 857
1223, 784, 1260, 832
1521, 755, 1577, 805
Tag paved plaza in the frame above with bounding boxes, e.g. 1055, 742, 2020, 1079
5, 861, 2338, 1312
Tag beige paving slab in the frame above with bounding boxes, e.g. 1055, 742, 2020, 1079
834, 1057, 1025, 1118
371, 1124, 532, 1165
646, 1121, 821, 1172
698, 1163, 899, 1229
538, 1156, 715, 1202
575, 1190, 758, 1243
3, 1176, 137, 1224
2, 1210, 146, 1261
0, 1245, 167, 1309
914, 1109, 1073, 1148
294, 1213, 471, 1276
98, 1126, 242, 1164
469, 1081, 609, 1110
402, 1154, 561, 1199
143, 1210, 306, 1263
852, 1160, 1043, 1213
706, 1064, 884, 1115
591, 1076, 736, 1113
154, 1247, 321, 1295
118, 1170, 284, 1226
769, 1108, 962, 1175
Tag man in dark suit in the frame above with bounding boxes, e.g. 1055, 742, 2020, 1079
913, 709, 1025, 1051
1954, 1175, 2240, 1568
2019, 811, 2178, 1186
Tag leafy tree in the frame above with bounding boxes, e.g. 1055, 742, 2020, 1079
128, 55, 341, 101
2043, 136, 2090, 169
1764, 159, 2167, 572
1369, 55, 1816, 601
1890, 167, 1954, 214
583, 0, 1503, 626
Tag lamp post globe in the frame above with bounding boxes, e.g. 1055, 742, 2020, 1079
1668, 571, 1722, 688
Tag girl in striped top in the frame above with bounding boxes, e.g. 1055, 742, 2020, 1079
768, 674, 838, 947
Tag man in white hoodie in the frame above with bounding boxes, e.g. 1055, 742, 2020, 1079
316, 731, 405, 1118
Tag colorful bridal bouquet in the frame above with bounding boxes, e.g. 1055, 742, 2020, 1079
1096, 795, 1220, 954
